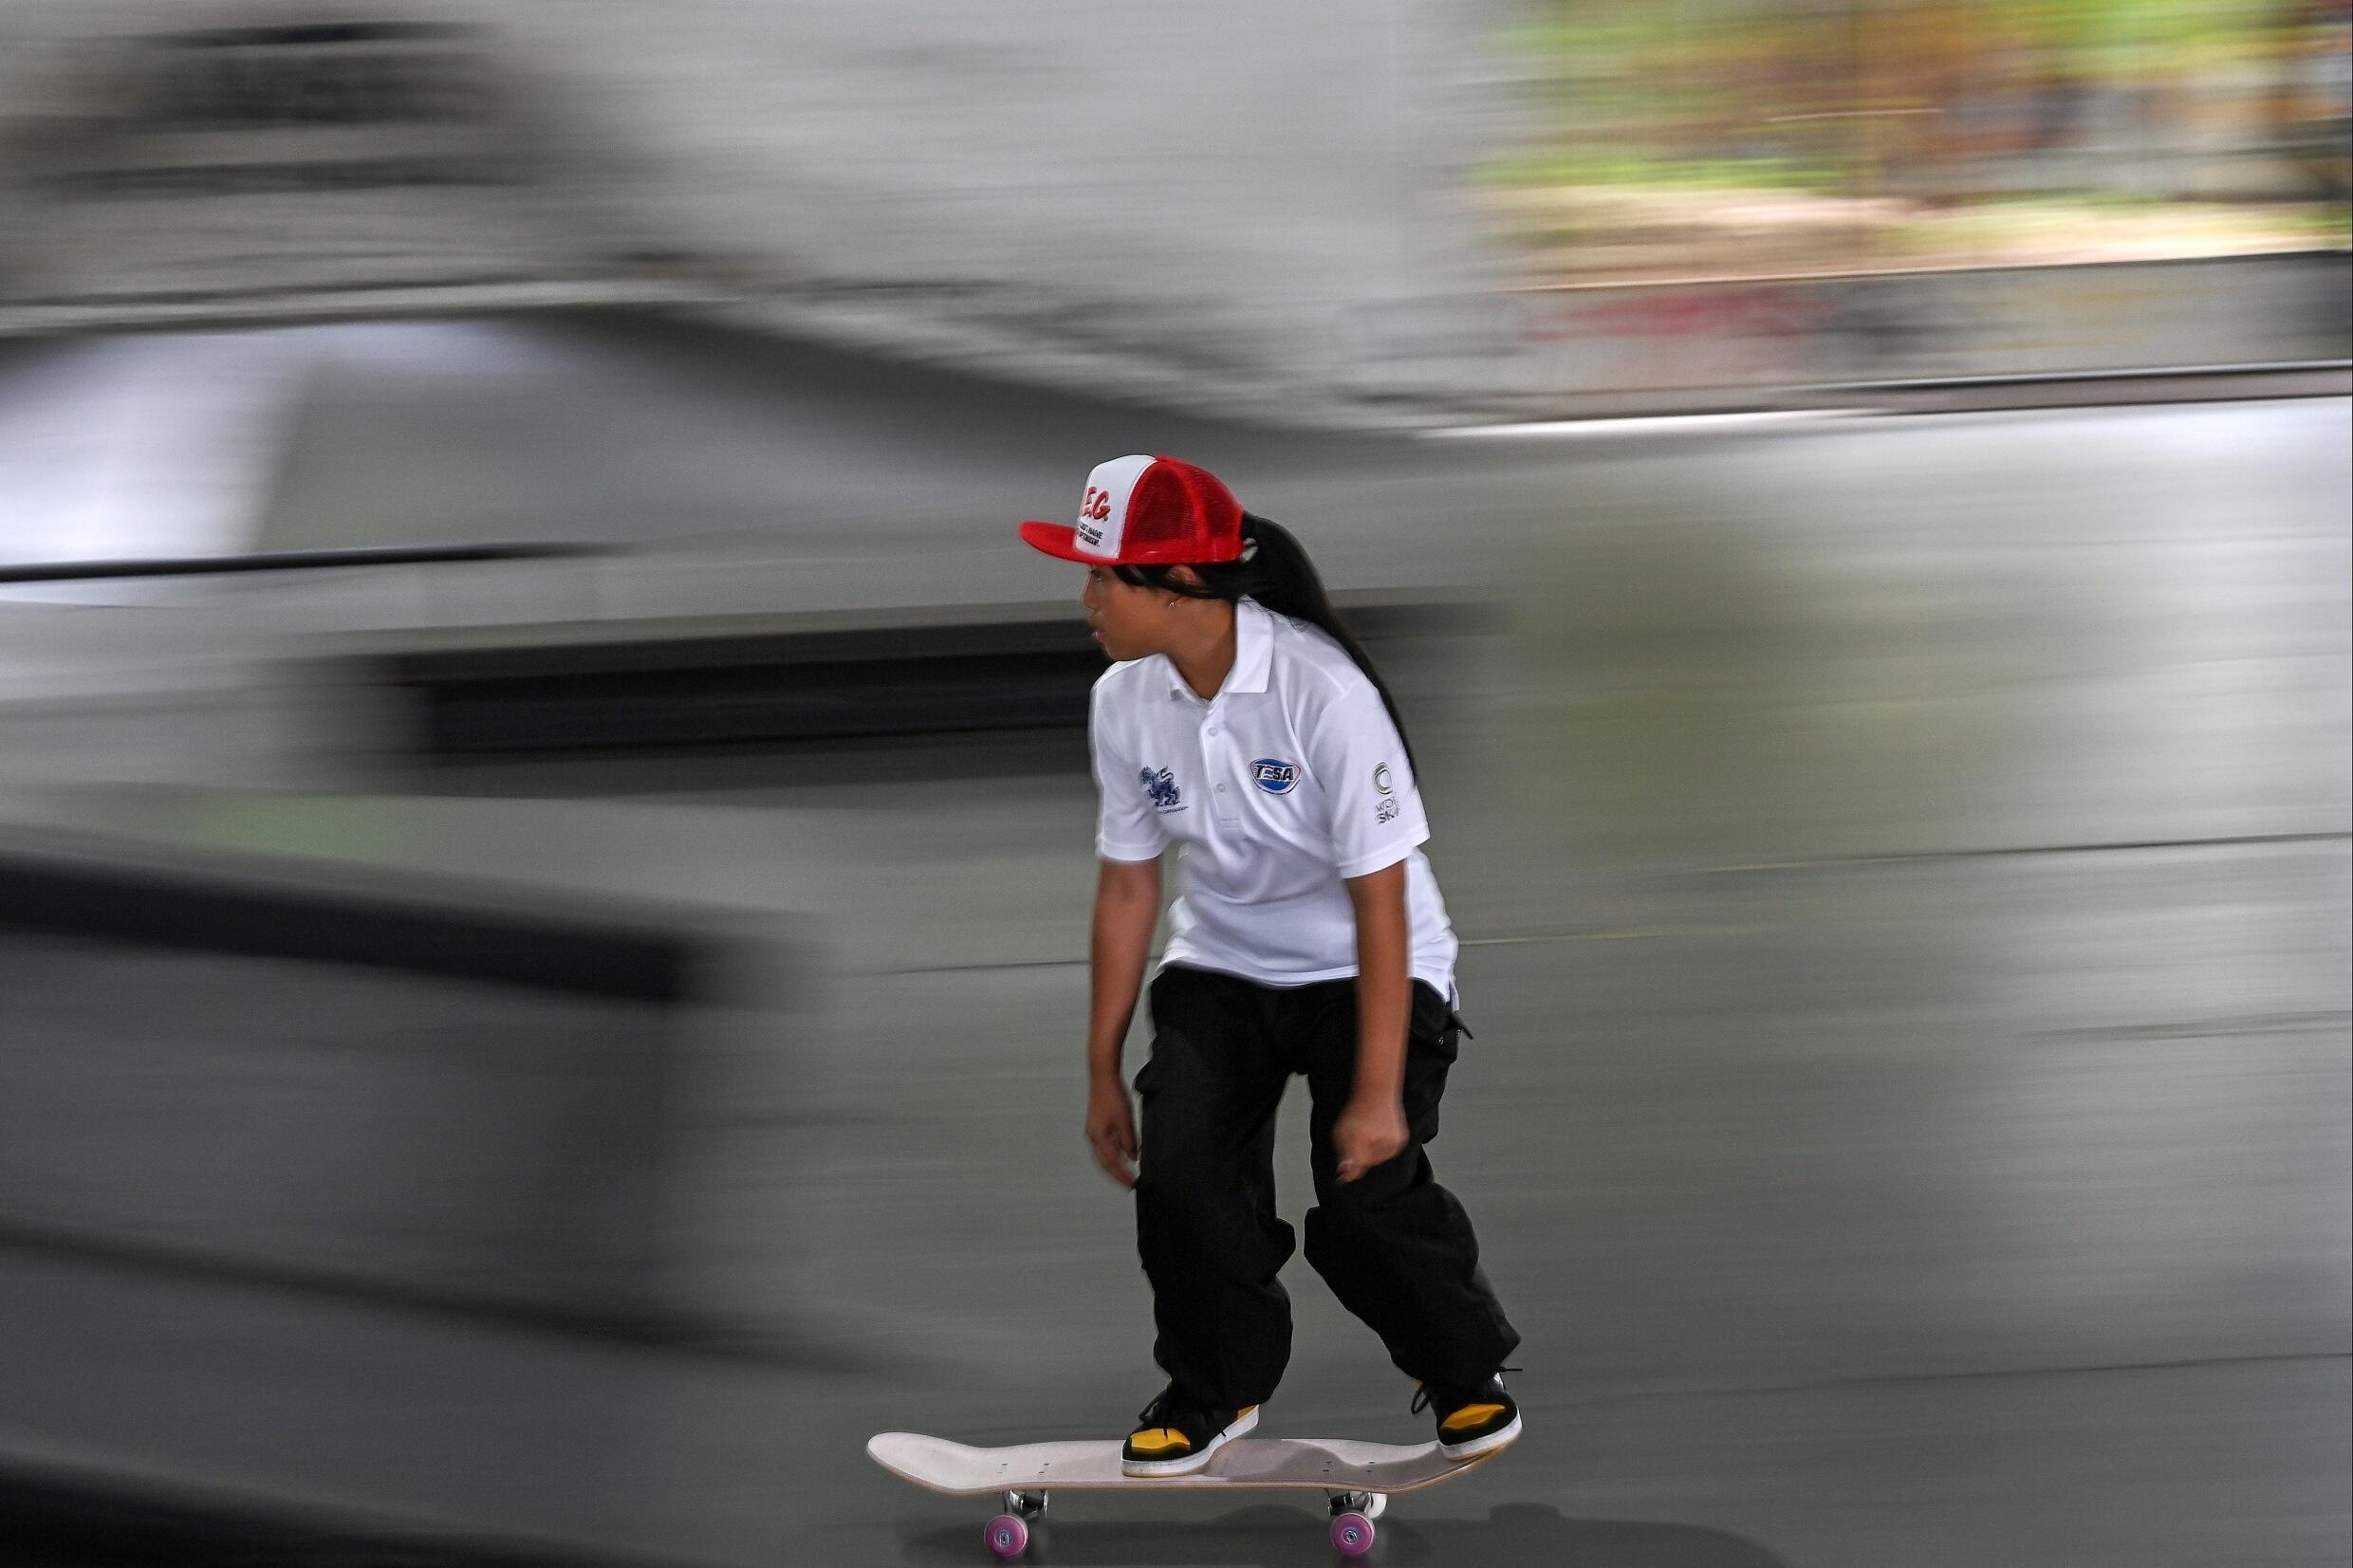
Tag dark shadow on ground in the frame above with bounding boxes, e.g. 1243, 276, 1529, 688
0, 1465, 662, 1568
900, 1501, 1790, 1566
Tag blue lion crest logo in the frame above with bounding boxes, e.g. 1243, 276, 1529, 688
1140, 766, 1182, 811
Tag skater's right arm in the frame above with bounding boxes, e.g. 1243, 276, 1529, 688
1084, 856, 1160, 1190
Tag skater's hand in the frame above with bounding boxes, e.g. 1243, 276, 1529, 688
1334, 1093, 1408, 1183
1085, 1077, 1139, 1190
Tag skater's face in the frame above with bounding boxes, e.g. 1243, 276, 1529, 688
1081, 564, 1165, 661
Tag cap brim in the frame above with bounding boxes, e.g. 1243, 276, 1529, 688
1017, 520, 1105, 563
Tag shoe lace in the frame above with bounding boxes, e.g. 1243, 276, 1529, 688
1136, 1388, 1188, 1428
1410, 1366, 1520, 1416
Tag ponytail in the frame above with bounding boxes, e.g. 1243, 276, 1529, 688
1117, 514, 1417, 772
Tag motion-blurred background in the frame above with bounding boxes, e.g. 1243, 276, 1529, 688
0, 4, 2346, 1566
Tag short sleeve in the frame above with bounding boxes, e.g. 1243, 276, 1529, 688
1091, 678, 1168, 863
1305, 675, 1429, 878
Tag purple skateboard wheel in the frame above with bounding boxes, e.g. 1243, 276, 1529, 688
985, 1512, 1028, 1559
1331, 1510, 1377, 1557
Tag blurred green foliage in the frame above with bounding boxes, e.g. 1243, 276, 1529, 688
1485, 0, 2351, 272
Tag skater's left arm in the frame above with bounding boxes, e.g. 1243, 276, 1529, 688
1336, 860, 1413, 1183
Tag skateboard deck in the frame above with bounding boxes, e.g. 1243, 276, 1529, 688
868, 1430, 1501, 1559
869, 1430, 1494, 1494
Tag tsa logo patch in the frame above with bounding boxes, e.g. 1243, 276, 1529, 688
1140, 766, 1184, 812
1249, 759, 1299, 795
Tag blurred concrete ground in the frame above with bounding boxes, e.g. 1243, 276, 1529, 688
0, 394, 2346, 1565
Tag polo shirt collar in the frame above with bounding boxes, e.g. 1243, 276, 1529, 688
1163, 596, 1275, 700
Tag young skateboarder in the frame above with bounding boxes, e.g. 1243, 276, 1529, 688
1017, 454, 1523, 1477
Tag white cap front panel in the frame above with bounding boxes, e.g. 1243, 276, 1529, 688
1087, 598, 1458, 995
1071, 453, 1157, 560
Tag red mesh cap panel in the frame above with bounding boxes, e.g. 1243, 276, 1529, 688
1121, 458, 1245, 564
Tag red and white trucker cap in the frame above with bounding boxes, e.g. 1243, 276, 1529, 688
1018, 455, 1245, 566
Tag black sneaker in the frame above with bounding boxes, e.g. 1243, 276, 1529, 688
1412, 1372, 1522, 1460
1121, 1384, 1259, 1477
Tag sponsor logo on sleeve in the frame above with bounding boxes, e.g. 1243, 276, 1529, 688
1372, 764, 1393, 796
1372, 762, 1400, 821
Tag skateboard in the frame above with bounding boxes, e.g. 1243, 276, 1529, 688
867, 1430, 1503, 1559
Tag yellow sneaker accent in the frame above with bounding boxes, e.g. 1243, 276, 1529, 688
1126, 1428, 1193, 1457
1440, 1402, 1508, 1434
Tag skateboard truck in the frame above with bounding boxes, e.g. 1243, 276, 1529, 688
987, 1485, 1387, 1559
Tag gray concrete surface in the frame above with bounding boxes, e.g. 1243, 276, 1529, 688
0, 798, 824, 1347
2, 836, 2344, 1566
0, 396, 2345, 1565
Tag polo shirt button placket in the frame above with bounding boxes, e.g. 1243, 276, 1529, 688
1206, 713, 1239, 823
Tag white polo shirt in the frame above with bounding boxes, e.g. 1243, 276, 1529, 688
1090, 597, 1458, 995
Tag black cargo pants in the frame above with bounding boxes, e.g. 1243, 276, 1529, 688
1132, 963, 1521, 1411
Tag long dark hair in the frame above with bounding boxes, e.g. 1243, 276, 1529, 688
1117, 513, 1417, 771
